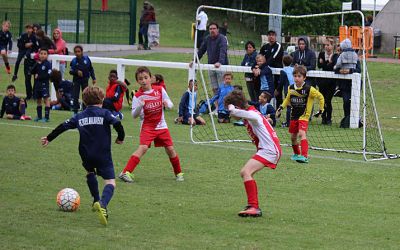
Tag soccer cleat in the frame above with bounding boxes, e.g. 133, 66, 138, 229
34, 117, 41, 122
233, 120, 245, 126
118, 171, 134, 183
41, 118, 49, 123
20, 115, 32, 121
296, 155, 309, 164
175, 173, 184, 182
5, 66, 11, 74
238, 206, 262, 217
11, 75, 17, 82
290, 154, 300, 161
93, 201, 108, 226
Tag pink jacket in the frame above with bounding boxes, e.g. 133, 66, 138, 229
53, 28, 67, 63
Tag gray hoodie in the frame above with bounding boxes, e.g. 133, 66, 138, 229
335, 39, 358, 70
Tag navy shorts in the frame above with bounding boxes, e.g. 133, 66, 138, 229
0, 45, 7, 52
33, 82, 50, 99
82, 158, 115, 180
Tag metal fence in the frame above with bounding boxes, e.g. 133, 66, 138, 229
0, 0, 137, 45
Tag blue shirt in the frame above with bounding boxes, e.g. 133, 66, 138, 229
210, 83, 234, 112
59, 106, 120, 162
32, 60, 52, 83
178, 90, 198, 116
70, 55, 96, 83
0, 96, 21, 118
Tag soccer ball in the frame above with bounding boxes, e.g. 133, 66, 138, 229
56, 188, 80, 212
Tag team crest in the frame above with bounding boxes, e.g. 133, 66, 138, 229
84, 60, 87, 64
154, 90, 160, 96
42, 65, 46, 70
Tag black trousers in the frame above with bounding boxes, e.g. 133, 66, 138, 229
318, 78, 336, 122
196, 30, 206, 49
24, 58, 35, 99
72, 80, 89, 113
338, 79, 352, 118
138, 24, 149, 47
13, 52, 25, 76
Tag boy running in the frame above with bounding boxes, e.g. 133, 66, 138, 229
224, 90, 281, 217
41, 86, 125, 225
0, 20, 13, 74
276, 65, 324, 163
119, 66, 184, 183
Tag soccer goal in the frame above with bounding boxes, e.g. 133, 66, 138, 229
189, 5, 398, 161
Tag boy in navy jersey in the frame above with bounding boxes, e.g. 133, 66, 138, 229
32, 49, 52, 122
41, 86, 125, 226
0, 21, 13, 74
0, 85, 31, 120
70, 45, 96, 114
50, 69, 73, 110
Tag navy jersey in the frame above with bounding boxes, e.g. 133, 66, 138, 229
0, 96, 21, 118
0, 30, 12, 50
32, 60, 52, 83
58, 80, 73, 97
69, 55, 96, 83
47, 106, 124, 162
17, 33, 38, 53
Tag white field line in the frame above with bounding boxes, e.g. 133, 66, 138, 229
1, 121, 399, 167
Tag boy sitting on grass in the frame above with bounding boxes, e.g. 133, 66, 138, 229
0, 84, 31, 120
176, 79, 206, 126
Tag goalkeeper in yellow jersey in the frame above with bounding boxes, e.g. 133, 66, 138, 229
276, 65, 324, 163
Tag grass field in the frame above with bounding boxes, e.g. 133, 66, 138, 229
1, 53, 400, 249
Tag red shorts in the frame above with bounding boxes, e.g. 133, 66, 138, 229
139, 129, 174, 148
289, 120, 309, 133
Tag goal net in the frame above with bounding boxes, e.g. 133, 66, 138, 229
189, 6, 396, 161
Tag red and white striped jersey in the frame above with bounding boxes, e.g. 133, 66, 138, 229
229, 105, 281, 164
131, 86, 173, 131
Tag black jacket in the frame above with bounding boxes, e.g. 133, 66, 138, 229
259, 42, 283, 68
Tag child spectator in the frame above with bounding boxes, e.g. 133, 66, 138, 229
35, 30, 56, 52
241, 41, 258, 102
249, 91, 276, 126
0, 84, 31, 120
277, 55, 295, 127
119, 66, 184, 183
209, 72, 234, 123
41, 86, 125, 225
317, 38, 339, 125
0, 20, 13, 74
224, 90, 281, 217
50, 69, 73, 111
70, 45, 96, 114
13, 24, 38, 85
253, 54, 274, 98
151, 74, 166, 90
52, 28, 67, 78
32, 49, 52, 122
334, 38, 360, 128
102, 69, 128, 119
176, 79, 206, 126
276, 66, 324, 163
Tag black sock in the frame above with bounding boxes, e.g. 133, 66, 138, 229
45, 106, 50, 119
86, 173, 100, 203
101, 184, 115, 208
36, 106, 42, 119
5, 62, 9, 67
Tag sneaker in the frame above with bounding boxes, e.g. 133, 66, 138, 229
175, 173, 184, 182
93, 201, 108, 226
296, 155, 309, 164
281, 122, 289, 128
20, 115, 32, 121
238, 206, 262, 217
233, 120, 245, 126
41, 118, 49, 123
33, 117, 41, 122
290, 154, 300, 161
11, 75, 17, 82
118, 171, 134, 183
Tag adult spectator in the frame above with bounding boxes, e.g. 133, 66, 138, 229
259, 30, 284, 107
138, 1, 156, 50
291, 37, 316, 85
190, 22, 228, 94
35, 30, 56, 52
52, 28, 67, 78
241, 41, 258, 101
196, 8, 208, 49
317, 38, 338, 125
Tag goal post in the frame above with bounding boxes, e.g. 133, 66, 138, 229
190, 5, 398, 161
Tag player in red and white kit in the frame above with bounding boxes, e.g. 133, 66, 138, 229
119, 66, 184, 183
225, 90, 281, 217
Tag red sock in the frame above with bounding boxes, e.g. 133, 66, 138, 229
244, 180, 259, 209
300, 139, 309, 158
169, 155, 182, 175
123, 155, 140, 173
292, 144, 300, 155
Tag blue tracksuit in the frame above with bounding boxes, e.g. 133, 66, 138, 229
0, 30, 12, 51
209, 83, 234, 113
0, 96, 21, 118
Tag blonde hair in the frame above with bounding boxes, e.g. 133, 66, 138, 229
82, 86, 104, 106
2, 20, 11, 27
256, 54, 266, 62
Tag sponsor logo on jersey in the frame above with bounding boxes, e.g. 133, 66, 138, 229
78, 117, 104, 126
